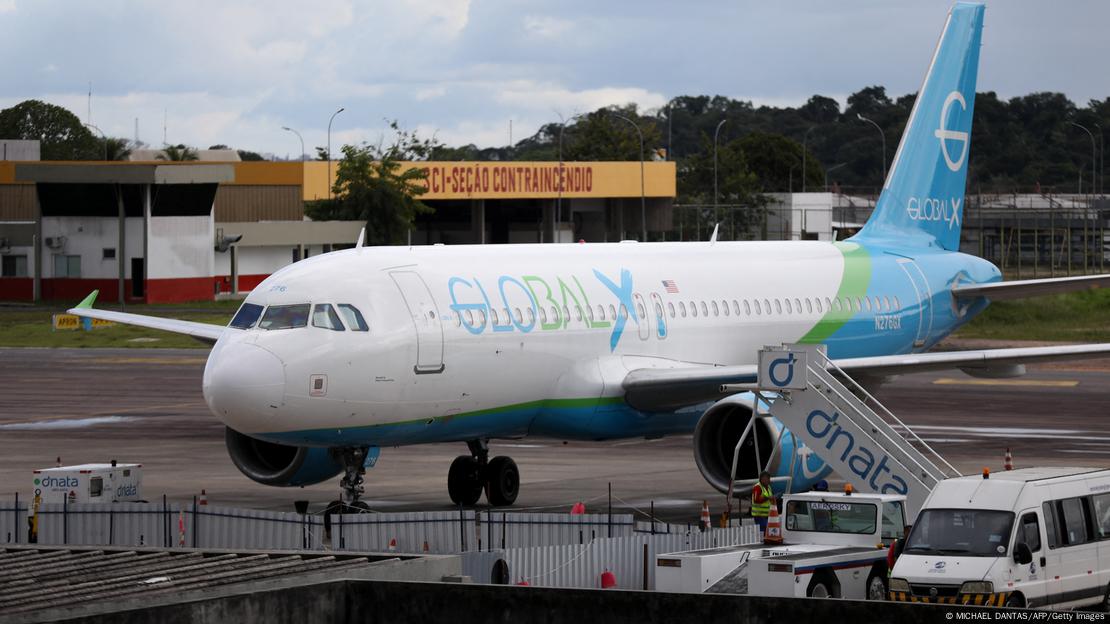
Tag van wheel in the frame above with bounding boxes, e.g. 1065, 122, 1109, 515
866, 573, 887, 601
1100, 584, 1110, 612
1004, 593, 1025, 608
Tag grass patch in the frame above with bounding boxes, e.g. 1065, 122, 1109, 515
0, 300, 237, 348
955, 288, 1110, 342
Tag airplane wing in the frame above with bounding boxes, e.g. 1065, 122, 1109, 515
66, 290, 225, 345
622, 343, 1110, 412
953, 274, 1110, 301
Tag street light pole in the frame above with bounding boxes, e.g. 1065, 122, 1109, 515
556, 112, 581, 243
85, 123, 107, 160
824, 162, 848, 192
281, 126, 305, 162
1095, 122, 1104, 196
856, 113, 886, 185
713, 119, 728, 221
609, 112, 647, 241
327, 107, 345, 200
802, 126, 816, 193
1070, 122, 1096, 198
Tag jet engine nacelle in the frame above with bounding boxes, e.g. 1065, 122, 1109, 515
693, 394, 832, 496
225, 427, 345, 487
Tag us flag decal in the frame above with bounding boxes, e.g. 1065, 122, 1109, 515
662, 280, 679, 293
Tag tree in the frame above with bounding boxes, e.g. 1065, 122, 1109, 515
305, 121, 436, 246
0, 99, 99, 160
737, 132, 824, 193
677, 134, 769, 238
157, 144, 199, 161
237, 150, 266, 161
102, 137, 132, 161
563, 105, 663, 161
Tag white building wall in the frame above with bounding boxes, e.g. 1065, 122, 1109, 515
235, 246, 294, 276
146, 216, 213, 279
40, 216, 144, 279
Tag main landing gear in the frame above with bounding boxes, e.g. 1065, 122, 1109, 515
448, 439, 519, 507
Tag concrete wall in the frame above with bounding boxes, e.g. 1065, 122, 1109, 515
48, 579, 1028, 624
41, 216, 144, 279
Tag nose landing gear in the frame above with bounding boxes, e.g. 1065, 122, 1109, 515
447, 439, 519, 507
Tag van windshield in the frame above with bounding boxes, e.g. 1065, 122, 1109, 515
784, 500, 877, 535
903, 509, 1015, 557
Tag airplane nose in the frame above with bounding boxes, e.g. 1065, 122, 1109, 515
203, 341, 286, 428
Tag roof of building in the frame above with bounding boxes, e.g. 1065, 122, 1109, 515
13, 163, 235, 185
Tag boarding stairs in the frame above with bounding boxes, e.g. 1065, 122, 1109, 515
726, 343, 960, 516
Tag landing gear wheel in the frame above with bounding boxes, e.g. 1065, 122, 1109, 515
448, 455, 483, 505
485, 456, 520, 506
866, 573, 887, 601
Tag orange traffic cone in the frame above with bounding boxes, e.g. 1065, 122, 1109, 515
199, 489, 208, 506
570, 502, 586, 515
700, 501, 711, 531
388, 537, 397, 552
422, 540, 430, 553
764, 504, 783, 545
600, 569, 617, 589
1004, 448, 1013, 471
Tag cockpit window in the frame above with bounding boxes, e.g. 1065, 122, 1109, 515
229, 302, 264, 329
312, 304, 345, 331
337, 304, 369, 332
258, 304, 310, 330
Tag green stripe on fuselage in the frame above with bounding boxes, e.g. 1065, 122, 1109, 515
798, 241, 872, 344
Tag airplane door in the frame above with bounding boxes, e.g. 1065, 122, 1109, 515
632, 293, 650, 340
895, 258, 933, 348
390, 271, 445, 374
649, 292, 667, 339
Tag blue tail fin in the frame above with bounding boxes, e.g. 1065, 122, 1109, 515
850, 2, 984, 251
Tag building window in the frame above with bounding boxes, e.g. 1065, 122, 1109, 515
2, 255, 28, 277
102, 248, 116, 260
53, 254, 81, 278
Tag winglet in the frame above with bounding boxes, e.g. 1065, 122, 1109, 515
356, 227, 366, 248
75, 290, 99, 309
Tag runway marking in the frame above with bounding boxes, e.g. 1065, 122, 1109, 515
0, 415, 142, 430
85, 356, 208, 365
932, 378, 1079, 388
0, 401, 207, 423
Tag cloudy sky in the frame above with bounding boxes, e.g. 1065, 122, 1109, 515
1, 1, 1106, 158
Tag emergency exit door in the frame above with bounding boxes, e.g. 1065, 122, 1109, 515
390, 271, 445, 374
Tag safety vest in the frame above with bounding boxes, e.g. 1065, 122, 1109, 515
751, 484, 772, 518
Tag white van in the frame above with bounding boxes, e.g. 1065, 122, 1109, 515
32, 462, 143, 504
889, 467, 1110, 610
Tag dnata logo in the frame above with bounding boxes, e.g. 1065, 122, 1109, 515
934, 91, 969, 172
805, 409, 909, 495
934, 562, 946, 570
768, 353, 796, 387
116, 483, 138, 498
38, 475, 79, 488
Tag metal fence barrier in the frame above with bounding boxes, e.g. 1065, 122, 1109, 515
0, 498, 28, 545
462, 525, 762, 590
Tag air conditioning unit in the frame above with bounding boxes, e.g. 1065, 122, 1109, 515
44, 236, 66, 249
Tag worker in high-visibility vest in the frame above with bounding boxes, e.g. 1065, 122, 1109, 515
751, 470, 773, 533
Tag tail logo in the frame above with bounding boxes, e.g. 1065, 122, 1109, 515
934, 91, 969, 172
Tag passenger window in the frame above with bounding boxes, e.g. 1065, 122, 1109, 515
230, 302, 264, 329
784, 299, 792, 314
1043, 502, 1060, 548
894, 296, 901, 310
832, 298, 842, 312
691, 302, 698, 318
563, 306, 571, 324
668, 302, 675, 318
637, 303, 646, 319
763, 299, 771, 315
515, 307, 523, 324
491, 308, 500, 325
586, 305, 594, 323
699, 301, 708, 317
575, 306, 583, 322
1092, 493, 1110, 538
1016, 512, 1042, 553
338, 304, 368, 331
608, 304, 616, 320
312, 304, 346, 331
794, 298, 802, 313
774, 299, 782, 315
679, 301, 687, 317
597, 304, 605, 320
732, 300, 740, 316
864, 297, 872, 312
528, 307, 536, 324
539, 307, 547, 324
711, 301, 719, 316
883, 296, 891, 311
654, 303, 663, 319
1061, 497, 1089, 545
815, 298, 823, 313
465, 310, 475, 326
552, 306, 561, 324
259, 304, 311, 330
744, 300, 752, 315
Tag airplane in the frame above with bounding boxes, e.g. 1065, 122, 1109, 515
70, 2, 1110, 511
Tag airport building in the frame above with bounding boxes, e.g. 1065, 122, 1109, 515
0, 152, 675, 303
